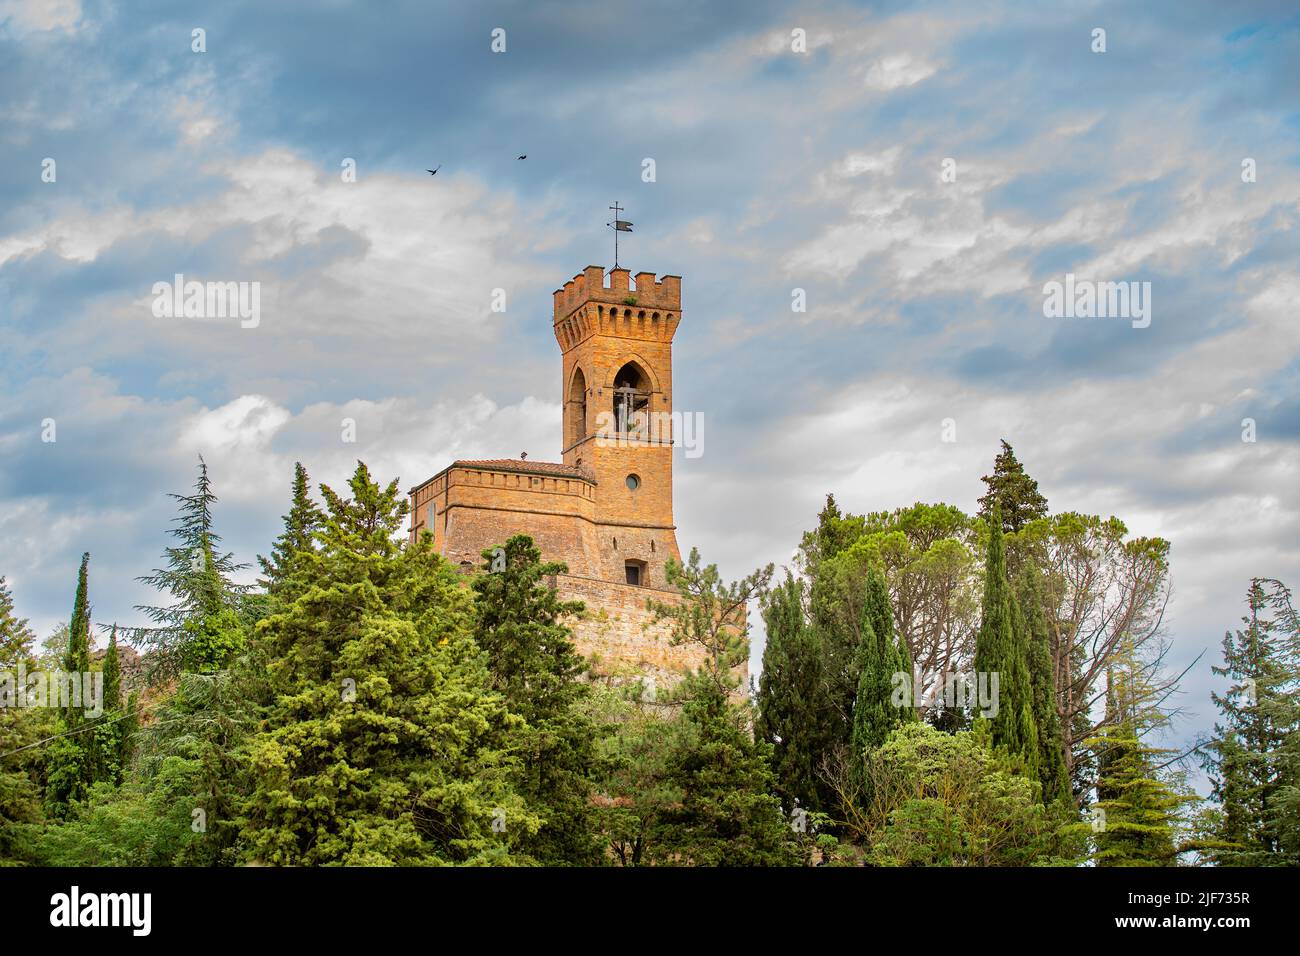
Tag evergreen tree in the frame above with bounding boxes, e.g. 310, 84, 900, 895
44, 555, 96, 817
647, 548, 772, 695
977, 440, 1048, 534
63, 553, 92, 723
0, 576, 46, 861
1200, 578, 1300, 865
471, 534, 602, 865
850, 567, 915, 765
1091, 721, 1188, 866
657, 675, 800, 866
756, 574, 836, 813
241, 461, 532, 865
128, 457, 251, 680
1018, 567, 1071, 806
973, 507, 1037, 769
257, 462, 323, 595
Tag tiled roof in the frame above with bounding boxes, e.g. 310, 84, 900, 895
453, 458, 594, 479
409, 458, 597, 495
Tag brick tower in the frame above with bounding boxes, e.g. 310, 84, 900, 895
554, 266, 683, 589
409, 266, 711, 686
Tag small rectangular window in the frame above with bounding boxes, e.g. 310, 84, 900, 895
625, 562, 642, 586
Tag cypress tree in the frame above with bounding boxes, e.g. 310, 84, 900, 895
973, 507, 1037, 766
1018, 567, 1070, 806
851, 567, 915, 765
756, 574, 836, 813
45, 554, 94, 815
64, 552, 91, 724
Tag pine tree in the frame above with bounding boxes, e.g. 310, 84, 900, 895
241, 461, 532, 865
128, 457, 251, 680
1200, 578, 1299, 865
471, 534, 602, 865
973, 507, 1037, 768
756, 574, 836, 813
977, 440, 1048, 534
257, 462, 323, 595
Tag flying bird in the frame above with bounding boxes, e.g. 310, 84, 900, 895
517, 154, 526, 160
426, 165, 440, 175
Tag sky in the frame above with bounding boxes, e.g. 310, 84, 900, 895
1, 0, 1298, 793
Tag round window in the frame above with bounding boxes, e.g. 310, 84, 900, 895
626, 474, 641, 491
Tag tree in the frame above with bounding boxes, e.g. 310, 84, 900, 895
756, 574, 837, 813
90, 626, 133, 786
973, 507, 1038, 771
977, 440, 1048, 534
1200, 578, 1300, 865
127, 457, 251, 680
850, 567, 915, 766
654, 675, 799, 866
0, 576, 46, 862
647, 548, 772, 695
1018, 567, 1071, 806
859, 723, 1073, 866
257, 462, 324, 595
241, 461, 533, 865
471, 534, 602, 865
44, 554, 95, 817
1013, 512, 1178, 801
1091, 721, 1189, 866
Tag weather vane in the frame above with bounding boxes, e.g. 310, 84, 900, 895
607, 202, 633, 269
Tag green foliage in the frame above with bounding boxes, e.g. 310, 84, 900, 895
127, 457, 252, 681
756, 574, 837, 813
472, 534, 602, 865
241, 462, 532, 865
862, 723, 1076, 866
977, 440, 1048, 534
654, 676, 800, 865
591, 680, 799, 866
648, 547, 772, 695
38, 770, 201, 866
257, 462, 324, 595
1200, 578, 1300, 865
0, 577, 47, 863
1017, 567, 1071, 807
1090, 723, 1194, 866
973, 506, 1038, 771
850, 567, 915, 767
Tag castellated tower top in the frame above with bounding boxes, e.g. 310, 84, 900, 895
553, 266, 681, 320
552, 266, 681, 352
